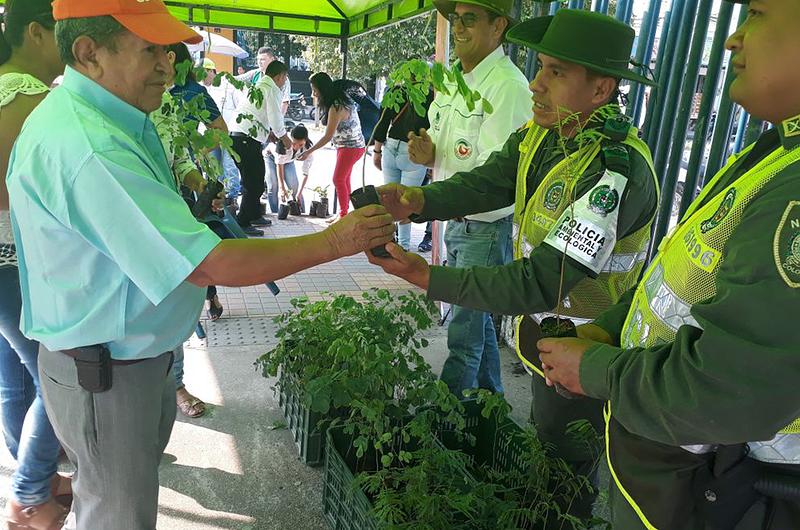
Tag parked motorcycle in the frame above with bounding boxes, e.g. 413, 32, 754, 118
287, 93, 309, 122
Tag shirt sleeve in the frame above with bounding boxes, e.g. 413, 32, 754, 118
580, 176, 800, 446
426, 148, 658, 315
282, 78, 292, 103
301, 152, 314, 175
252, 79, 286, 139
65, 150, 221, 306
474, 77, 532, 166
417, 131, 524, 221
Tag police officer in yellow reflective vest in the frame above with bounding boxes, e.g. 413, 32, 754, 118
539, 0, 800, 528
372, 10, 659, 523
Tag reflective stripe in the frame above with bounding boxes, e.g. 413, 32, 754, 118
681, 443, 717, 454
644, 263, 700, 332
604, 403, 659, 530
749, 433, 800, 464
603, 249, 649, 274
679, 434, 800, 464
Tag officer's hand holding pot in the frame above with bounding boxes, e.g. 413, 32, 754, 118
366, 242, 430, 289
537, 337, 596, 395
377, 183, 425, 222
324, 205, 395, 257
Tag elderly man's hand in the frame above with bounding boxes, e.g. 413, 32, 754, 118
323, 205, 394, 257
537, 337, 597, 396
377, 183, 425, 222
366, 242, 431, 289
407, 128, 435, 166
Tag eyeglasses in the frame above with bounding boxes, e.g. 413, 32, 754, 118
447, 12, 483, 28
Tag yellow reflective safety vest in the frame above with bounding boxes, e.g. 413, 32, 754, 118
512, 120, 658, 376
610, 141, 800, 529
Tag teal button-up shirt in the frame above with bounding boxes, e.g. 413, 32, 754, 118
7, 67, 221, 360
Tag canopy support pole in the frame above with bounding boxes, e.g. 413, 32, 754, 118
431, 12, 450, 268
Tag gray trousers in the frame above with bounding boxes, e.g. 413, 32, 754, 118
38, 346, 176, 530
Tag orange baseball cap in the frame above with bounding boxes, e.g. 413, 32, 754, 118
52, 0, 203, 45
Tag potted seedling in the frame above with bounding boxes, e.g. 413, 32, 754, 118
311, 185, 330, 218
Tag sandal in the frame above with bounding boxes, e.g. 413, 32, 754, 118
176, 388, 206, 418
49, 473, 72, 508
6, 498, 68, 530
207, 296, 223, 321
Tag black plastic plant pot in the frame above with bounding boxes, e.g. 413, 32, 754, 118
539, 317, 577, 339
315, 201, 329, 218
278, 204, 290, 220
538, 317, 582, 399
288, 200, 302, 216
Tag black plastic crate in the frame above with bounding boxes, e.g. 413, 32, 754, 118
436, 399, 530, 478
278, 374, 345, 467
322, 426, 383, 530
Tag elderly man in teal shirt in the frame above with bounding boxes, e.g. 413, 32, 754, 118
6, 1, 393, 528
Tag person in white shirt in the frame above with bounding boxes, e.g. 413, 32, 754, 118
228, 60, 291, 235
236, 47, 291, 115
265, 124, 315, 215
406, 0, 532, 397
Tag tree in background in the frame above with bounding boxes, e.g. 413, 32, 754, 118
298, 12, 437, 84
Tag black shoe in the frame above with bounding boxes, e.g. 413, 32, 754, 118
417, 237, 432, 252
242, 225, 264, 236
251, 217, 273, 226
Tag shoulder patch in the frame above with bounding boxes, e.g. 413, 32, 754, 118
773, 201, 800, 288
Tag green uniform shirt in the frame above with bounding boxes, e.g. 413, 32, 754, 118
421, 125, 658, 316
583, 127, 800, 445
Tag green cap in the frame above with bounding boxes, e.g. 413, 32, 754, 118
433, 0, 517, 25
507, 9, 656, 86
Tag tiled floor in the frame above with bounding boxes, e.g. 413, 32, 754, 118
211, 214, 432, 318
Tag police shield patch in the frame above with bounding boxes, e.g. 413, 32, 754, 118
774, 201, 800, 288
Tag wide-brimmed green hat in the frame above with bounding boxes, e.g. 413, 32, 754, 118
507, 9, 656, 86
433, 0, 517, 25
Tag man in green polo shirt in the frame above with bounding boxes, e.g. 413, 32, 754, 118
538, 1, 800, 528
7, 1, 393, 528
373, 10, 658, 524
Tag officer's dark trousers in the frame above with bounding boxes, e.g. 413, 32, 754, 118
230, 133, 265, 227
530, 373, 605, 527
610, 480, 800, 529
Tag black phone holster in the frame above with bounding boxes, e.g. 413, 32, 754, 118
73, 345, 112, 393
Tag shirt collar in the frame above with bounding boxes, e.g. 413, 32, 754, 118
459, 46, 506, 86
61, 66, 152, 140
778, 113, 800, 150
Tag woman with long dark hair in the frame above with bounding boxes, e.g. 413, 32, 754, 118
0, 0, 69, 528
299, 72, 366, 219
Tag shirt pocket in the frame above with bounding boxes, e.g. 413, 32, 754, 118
449, 123, 481, 170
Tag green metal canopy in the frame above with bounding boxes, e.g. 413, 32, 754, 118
0, 0, 434, 38
163, 0, 434, 38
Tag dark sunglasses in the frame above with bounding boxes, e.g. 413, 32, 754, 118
447, 12, 483, 28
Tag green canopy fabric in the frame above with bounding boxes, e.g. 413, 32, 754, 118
165, 0, 436, 37
0, 0, 433, 38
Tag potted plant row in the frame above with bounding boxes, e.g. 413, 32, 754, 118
257, 289, 606, 529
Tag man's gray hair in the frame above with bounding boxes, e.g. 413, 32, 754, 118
55, 16, 126, 65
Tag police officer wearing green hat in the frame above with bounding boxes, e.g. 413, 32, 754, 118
374, 9, 659, 524
538, 0, 800, 527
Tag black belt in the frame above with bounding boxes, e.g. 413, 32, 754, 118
230, 132, 260, 144
62, 348, 146, 366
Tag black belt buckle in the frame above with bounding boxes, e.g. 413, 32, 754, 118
73, 345, 112, 393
